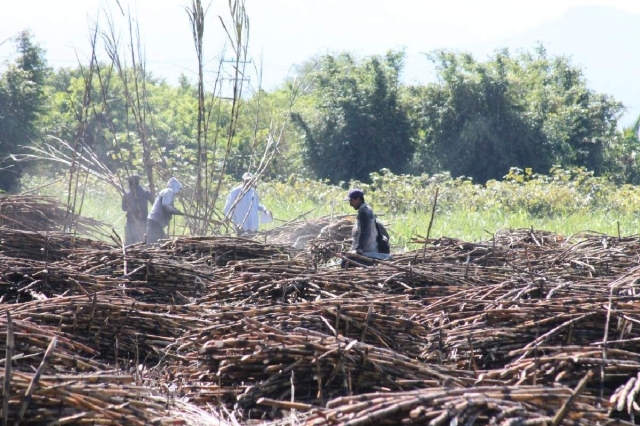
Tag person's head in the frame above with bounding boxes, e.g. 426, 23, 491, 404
242, 172, 255, 187
128, 174, 141, 190
167, 177, 183, 194
344, 188, 365, 210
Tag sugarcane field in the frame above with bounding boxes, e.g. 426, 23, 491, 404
5, 0, 640, 425
0, 193, 638, 425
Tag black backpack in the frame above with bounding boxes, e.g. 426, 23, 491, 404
375, 219, 390, 254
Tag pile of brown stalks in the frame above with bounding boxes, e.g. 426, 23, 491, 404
2, 214, 640, 425
0, 195, 108, 237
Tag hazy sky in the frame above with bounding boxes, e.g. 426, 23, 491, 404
1, 0, 639, 94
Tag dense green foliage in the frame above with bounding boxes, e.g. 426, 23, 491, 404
22, 166, 640, 245
0, 31, 49, 191
1, 29, 640, 195
408, 47, 624, 182
41, 66, 200, 173
291, 51, 414, 183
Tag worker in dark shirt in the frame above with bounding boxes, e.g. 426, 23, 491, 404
121, 174, 153, 245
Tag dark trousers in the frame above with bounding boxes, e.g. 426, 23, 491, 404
125, 219, 146, 245
145, 219, 166, 244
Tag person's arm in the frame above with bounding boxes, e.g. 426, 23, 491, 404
161, 191, 183, 215
122, 195, 128, 212
146, 189, 153, 204
256, 192, 270, 215
255, 191, 266, 212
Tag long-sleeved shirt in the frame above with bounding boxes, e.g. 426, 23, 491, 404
148, 178, 183, 228
351, 203, 378, 253
223, 185, 265, 232
122, 185, 153, 222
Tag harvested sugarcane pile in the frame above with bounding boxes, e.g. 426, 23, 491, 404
265, 214, 353, 250
302, 384, 610, 426
485, 346, 640, 394
401, 229, 640, 284
0, 313, 109, 373
306, 217, 357, 263
0, 255, 131, 303
199, 258, 516, 307
0, 228, 113, 261
2, 370, 186, 425
2, 224, 640, 424
156, 235, 295, 266
0, 312, 222, 425
169, 321, 474, 419
188, 297, 429, 358
418, 294, 640, 371
0, 195, 108, 237
6, 295, 208, 364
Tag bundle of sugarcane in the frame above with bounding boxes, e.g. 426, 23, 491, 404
419, 274, 621, 317
0, 255, 132, 303
200, 258, 521, 307
297, 216, 354, 263
405, 229, 640, 282
0, 195, 108, 237
491, 228, 565, 248
0, 314, 109, 373
400, 228, 559, 266
403, 232, 568, 273
610, 372, 640, 422
265, 214, 353, 249
302, 383, 611, 426
197, 267, 416, 306
171, 321, 474, 418
545, 233, 640, 278
157, 236, 295, 266
63, 246, 215, 303
0, 228, 114, 261
183, 297, 429, 360
399, 237, 507, 266
224, 257, 315, 278
419, 295, 640, 370
0, 369, 185, 425
6, 295, 208, 364
483, 346, 640, 395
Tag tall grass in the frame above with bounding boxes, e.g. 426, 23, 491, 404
20, 167, 640, 249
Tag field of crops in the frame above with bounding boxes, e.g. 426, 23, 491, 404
21, 167, 640, 246
1, 194, 640, 424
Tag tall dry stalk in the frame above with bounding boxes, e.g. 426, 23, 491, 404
101, 10, 157, 196
62, 25, 101, 235
186, 0, 208, 230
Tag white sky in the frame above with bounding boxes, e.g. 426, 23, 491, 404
1, 0, 639, 100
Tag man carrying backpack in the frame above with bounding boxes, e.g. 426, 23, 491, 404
342, 188, 391, 268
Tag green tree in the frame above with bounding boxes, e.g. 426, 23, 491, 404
409, 46, 623, 183
0, 30, 49, 191
291, 51, 414, 184
41, 65, 200, 175
601, 114, 640, 184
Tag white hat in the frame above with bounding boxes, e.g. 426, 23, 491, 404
242, 172, 254, 181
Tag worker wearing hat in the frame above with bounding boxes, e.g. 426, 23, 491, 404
342, 188, 379, 267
